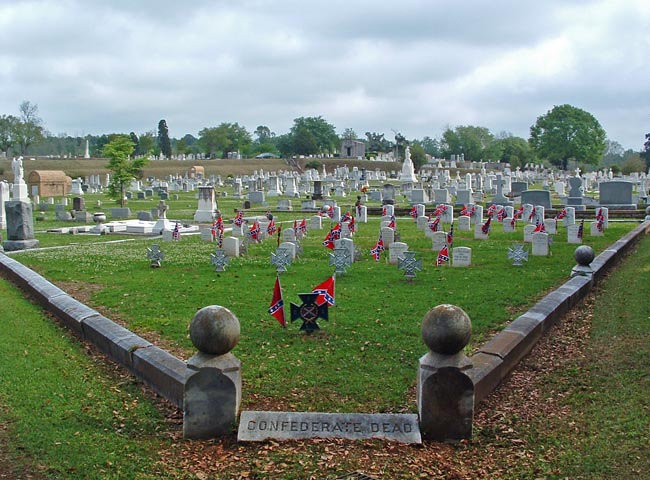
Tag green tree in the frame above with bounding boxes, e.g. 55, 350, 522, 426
529, 104, 606, 171
441, 125, 494, 161
138, 131, 156, 157
157, 119, 172, 159
254, 125, 274, 144
103, 135, 147, 207
291, 116, 338, 154
621, 153, 645, 175
198, 123, 251, 159
0, 114, 19, 156
641, 133, 650, 171
341, 128, 357, 140
14, 100, 45, 154
364, 132, 391, 153
489, 135, 534, 169
275, 133, 294, 158
292, 127, 319, 155
412, 136, 442, 157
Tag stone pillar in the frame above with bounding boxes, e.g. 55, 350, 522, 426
184, 305, 242, 439
417, 304, 474, 441
3, 200, 40, 251
570, 245, 595, 280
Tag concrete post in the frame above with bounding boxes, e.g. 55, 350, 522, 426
417, 304, 474, 441
183, 305, 242, 439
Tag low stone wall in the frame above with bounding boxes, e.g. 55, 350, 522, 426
0, 220, 647, 424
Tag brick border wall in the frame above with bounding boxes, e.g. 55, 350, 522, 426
1, 220, 647, 414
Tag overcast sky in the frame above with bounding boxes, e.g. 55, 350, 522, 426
1, 0, 648, 150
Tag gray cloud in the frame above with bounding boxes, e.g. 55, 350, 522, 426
0, 0, 648, 150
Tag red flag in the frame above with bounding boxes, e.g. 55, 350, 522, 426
234, 210, 244, 226
370, 234, 385, 261
533, 218, 546, 233
481, 216, 492, 234
268, 276, 286, 327
436, 245, 450, 266
409, 205, 418, 219
312, 275, 335, 306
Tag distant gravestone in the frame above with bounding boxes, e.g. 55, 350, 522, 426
474, 223, 489, 240
598, 180, 635, 209
590, 222, 604, 236
502, 218, 516, 233
544, 218, 557, 234
417, 215, 429, 231
520, 190, 552, 210
283, 228, 296, 243
452, 247, 472, 267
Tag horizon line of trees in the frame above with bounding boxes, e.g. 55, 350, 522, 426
1, 102, 648, 175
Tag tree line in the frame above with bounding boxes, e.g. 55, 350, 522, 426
1, 101, 648, 174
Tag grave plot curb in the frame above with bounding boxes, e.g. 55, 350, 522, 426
0, 220, 647, 430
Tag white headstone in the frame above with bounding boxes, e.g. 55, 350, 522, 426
523, 224, 536, 242
474, 223, 489, 240
431, 231, 448, 251
452, 247, 472, 267
532, 233, 549, 256
381, 227, 395, 245
310, 216, 323, 230
224, 236, 241, 257
388, 242, 409, 264
457, 215, 471, 231
567, 224, 582, 244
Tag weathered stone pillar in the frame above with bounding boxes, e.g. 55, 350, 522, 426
570, 245, 595, 280
3, 200, 40, 251
417, 304, 474, 441
183, 305, 242, 439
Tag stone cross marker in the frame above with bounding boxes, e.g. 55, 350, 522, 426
397, 251, 422, 280
329, 247, 352, 274
271, 248, 292, 272
210, 248, 229, 272
507, 244, 529, 266
290, 292, 328, 333
147, 244, 164, 268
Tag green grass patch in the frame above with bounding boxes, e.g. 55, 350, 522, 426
0, 277, 180, 479
511, 235, 650, 479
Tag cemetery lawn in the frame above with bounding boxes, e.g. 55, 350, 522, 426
0, 276, 184, 480
1, 229, 648, 478
12, 217, 640, 414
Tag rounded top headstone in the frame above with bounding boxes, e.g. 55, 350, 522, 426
189, 305, 240, 355
421, 304, 472, 355
574, 245, 595, 266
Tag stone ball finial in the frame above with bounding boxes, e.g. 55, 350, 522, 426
645, 206, 650, 215
189, 305, 240, 355
422, 304, 472, 355
574, 245, 595, 266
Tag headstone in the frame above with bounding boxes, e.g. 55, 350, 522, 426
523, 224, 536, 242
474, 223, 489, 240
357, 205, 367, 223
224, 236, 241, 257
283, 228, 296, 243
381, 227, 395, 246
520, 190, 552, 210
431, 231, 448, 251
310, 216, 322, 230
567, 223, 583, 244
3, 200, 40, 251
590, 222, 604, 236
531, 232, 549, 256
457, 215, 471, 231
544, 218, 557, 234
397, 251, 422, 280
388, 242, 409, 264
567, 177, 585, 210
598, 180, 635, 209
0, 181, 9, 230
564, 207, 576, 226
452, 247, 472, 267
194, 186, 217, 222
279, 242, 297, 259
502, 218, 516, 233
